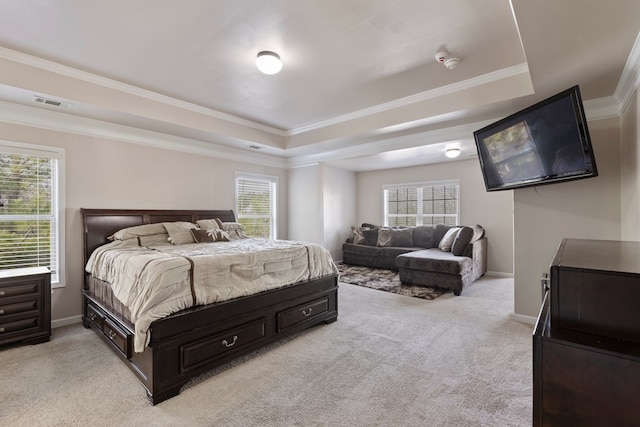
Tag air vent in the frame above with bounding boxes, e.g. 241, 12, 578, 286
33, 95, 72, 109
247, 145, 262, 150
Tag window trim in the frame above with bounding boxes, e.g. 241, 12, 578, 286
383, 179, 460, 226
0, 140, 65, 288
235, 172, 277, 239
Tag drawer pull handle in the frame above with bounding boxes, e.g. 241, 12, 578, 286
0, 327, 4, 333
0, 291, 5, 296
0, 309, 4, 315
107, 330, 117, 340
302, 308, 313, 317
221, 336, 238, 348
89, 312, 96, 321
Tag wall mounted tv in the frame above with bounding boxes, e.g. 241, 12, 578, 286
473, 85, 598, 192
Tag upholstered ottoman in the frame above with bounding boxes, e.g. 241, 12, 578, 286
396, 249, 475, 296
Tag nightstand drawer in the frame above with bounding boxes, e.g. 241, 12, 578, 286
277, 297, 329, 332
0, 317, 39, 336
0, 281, 40, 299
0, 299, 39, 317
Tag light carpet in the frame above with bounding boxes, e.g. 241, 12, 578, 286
0, 276, 532, 427
337, 262, 446, 300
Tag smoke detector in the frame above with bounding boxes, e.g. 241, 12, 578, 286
434, 49, 461, 70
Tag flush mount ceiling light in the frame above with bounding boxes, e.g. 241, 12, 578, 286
256, 51, 282, 75
445, 148, 461, 158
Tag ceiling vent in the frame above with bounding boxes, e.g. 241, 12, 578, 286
32, 95, 72, 109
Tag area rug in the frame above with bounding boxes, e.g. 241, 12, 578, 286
337, 263, 446, 300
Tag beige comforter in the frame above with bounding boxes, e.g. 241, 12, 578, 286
85, 238, 339, 352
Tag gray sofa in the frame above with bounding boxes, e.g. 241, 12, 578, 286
342, 223, 487, 295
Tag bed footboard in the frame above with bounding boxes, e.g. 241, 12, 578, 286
82, 274, 338, 405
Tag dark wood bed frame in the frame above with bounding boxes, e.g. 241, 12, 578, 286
81, 208, 339, 405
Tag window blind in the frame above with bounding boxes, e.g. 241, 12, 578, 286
384, 181, 459, 226
0, 151, 59, 281
235, 174, 277, 239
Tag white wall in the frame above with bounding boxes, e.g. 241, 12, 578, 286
288, 164, 356, 261
322, 165, 357, 261
513, 116, 622, 319
0, 122, 288, 324
621, 88, 640, 240
288, 165, 322, 243
355, 158, 514, 275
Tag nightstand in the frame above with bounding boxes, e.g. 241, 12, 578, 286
0, 267, 51, 347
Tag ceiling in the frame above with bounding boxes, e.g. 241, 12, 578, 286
0, 0, 638, 171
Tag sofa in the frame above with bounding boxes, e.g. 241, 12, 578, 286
342, 223, 487, 295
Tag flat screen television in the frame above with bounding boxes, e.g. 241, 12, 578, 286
473, 85, 598, 192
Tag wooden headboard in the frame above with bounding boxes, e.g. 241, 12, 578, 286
81, 208, 236, 267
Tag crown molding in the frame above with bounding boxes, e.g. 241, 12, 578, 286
0, 100, 286, 169
287, 63, 530, 136
0, 46, 286, 137
614, 31, 640, 115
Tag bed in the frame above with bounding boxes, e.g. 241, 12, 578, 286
81, 208, 339, 405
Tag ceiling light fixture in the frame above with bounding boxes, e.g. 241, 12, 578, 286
256, 51, 282, 75
445, 148, 461, 158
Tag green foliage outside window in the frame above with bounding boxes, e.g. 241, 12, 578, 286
0, 153, 55, 272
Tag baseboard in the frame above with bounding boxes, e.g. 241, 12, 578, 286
52, 315, 83, 329
510, 313, 536, 325
484, 271, 514, 278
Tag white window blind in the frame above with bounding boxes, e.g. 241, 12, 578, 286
384, 180, 459, 226
0, 142, 64, 285
235, 173, 277, 239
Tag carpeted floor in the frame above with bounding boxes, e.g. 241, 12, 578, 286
337, 262, 446, 300
0, 275, 532, 427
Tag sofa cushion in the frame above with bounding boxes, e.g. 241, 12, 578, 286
362, 228, 379, 246
377, 227, 413, 247
412, 226, 436, 248
451, 226, 474, 256
396, 249, 473, 276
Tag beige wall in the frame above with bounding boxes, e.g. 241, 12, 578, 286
288, 164, 357, 261
0, 122, 288, 325
513, 117, 622, 319
621, 88, 640, 240
355, 158, 514, 275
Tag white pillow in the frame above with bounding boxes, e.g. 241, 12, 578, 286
438, 227, 461, 252
163, 221, 198, 245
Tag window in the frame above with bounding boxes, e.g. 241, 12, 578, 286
0, 141, 65, 286
235, 173, 277, 239
384, 180, 459, 226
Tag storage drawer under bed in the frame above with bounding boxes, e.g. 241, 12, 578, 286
277, 296, 329, 332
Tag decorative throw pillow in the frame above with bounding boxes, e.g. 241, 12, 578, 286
190, 228, 230, 243
196, 219, 222, 230
438, 227, 461, 252
469, 224, 485, 243
351, 226, 370, 245
451, 226, 474, 256
376, 227, 392, 247
163, 221, 198, 245
221, 222, 249, 240
108, 223, 167, 240
412, 226, 435, 248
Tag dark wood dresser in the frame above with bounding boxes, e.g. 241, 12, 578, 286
533, 239, 640, 426
0, 266, 51, 347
